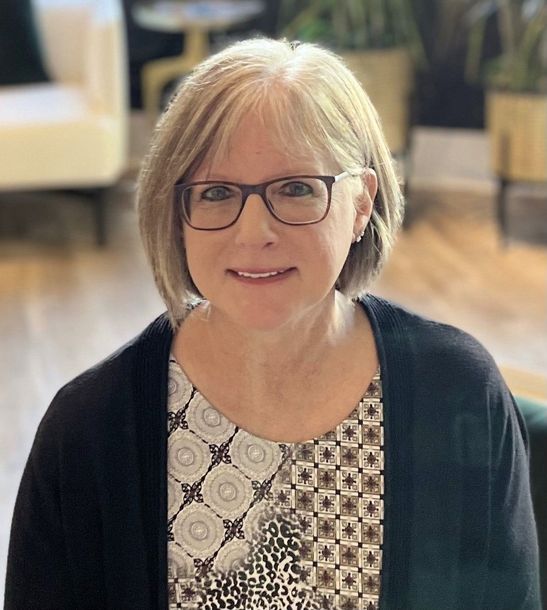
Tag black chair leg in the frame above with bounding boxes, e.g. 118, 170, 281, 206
71, 187, 109, 246
93, 189, 107, 247
497, 177, 509, 247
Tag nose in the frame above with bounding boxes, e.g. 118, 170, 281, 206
233, 193, 278, 247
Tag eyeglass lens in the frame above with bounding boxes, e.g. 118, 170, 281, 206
182, 177, 329, 229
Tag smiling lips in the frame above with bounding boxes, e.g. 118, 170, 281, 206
229, 267, 294, 281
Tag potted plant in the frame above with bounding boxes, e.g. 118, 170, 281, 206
466, 0, 547, 181
277, 0, 423, 155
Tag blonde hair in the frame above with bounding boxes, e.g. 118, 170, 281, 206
137, 38, 404, 328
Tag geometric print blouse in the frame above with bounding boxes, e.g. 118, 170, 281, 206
167, 356, 384, 610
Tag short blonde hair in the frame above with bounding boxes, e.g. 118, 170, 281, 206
137, 38, 404, 327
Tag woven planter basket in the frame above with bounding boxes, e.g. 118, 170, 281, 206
487, 91, 547, 182
341, 48, 413, 155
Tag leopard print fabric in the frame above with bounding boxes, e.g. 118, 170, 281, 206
198, 510, 324, 610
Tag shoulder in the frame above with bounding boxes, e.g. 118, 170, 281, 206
362, 294, 523, 441
364, 295, 531, 473
35, 313, 172, 450
362, 293, 503, 388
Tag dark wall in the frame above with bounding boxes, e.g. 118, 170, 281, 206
121, 0, 281, 109
410, 0, 501, 129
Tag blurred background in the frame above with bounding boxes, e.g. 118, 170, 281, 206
1, 0, 546, 604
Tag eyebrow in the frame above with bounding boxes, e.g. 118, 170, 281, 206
192, 169, 327, 183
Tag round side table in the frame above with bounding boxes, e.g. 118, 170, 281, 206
132, 0, 264, 120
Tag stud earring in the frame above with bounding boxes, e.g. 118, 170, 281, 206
353, 228, 366, 243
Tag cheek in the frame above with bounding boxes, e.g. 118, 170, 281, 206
313, 221, 353, 270
324, 200, 357, 241
182, 230, 196, 269
183, 230, 213, 283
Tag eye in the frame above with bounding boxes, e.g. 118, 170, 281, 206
278, 181, 314, 197
200, 185, 235, 202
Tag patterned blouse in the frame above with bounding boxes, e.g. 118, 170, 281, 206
167, 356, 384, 610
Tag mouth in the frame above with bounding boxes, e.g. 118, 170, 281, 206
228, 267, 295, 282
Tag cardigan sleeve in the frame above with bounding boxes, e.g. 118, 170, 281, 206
484, 373, 542, 609
4, 397, 75, 609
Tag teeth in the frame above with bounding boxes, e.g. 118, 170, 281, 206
236, 269, 286, 278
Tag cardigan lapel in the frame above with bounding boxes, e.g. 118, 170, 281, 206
361, 294, 414, 609
134, 313, 173, 610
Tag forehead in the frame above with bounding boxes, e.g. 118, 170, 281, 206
193, 111, 335, 180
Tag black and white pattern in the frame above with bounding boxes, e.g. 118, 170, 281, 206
167, 357, 384, 609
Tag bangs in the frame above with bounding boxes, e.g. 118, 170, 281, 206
190, 76, 365, 180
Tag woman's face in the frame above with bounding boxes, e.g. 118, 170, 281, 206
182, 114, 376, 332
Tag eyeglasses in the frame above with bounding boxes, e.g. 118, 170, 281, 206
174, 171, 356, 231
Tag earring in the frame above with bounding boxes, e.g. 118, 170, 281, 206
353, 227, 366, 243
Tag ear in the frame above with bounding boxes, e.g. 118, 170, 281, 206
353, 168, 378, 236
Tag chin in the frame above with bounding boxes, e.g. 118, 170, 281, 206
231, 306, 299, 333
202, 286, 336, 334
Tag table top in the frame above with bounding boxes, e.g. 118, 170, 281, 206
133, 0, 265, 32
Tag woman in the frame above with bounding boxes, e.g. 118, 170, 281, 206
5, 38, 540, 609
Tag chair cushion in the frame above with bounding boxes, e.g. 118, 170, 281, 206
517, 395, 547, 432
0, 0, 50, 85
515, 395, 547, 601
0, 83, 89, 125
0, 83, 125, 189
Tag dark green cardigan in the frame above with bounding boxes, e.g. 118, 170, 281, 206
5, 295, 541, 609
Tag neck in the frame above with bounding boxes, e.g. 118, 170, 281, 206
174, 291, 378, 440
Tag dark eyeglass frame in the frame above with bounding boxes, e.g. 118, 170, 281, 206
174, 171, 354, 231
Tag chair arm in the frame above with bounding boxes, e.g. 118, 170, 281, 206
35, 0, 128, 117
85, 1, 128, 118
35, 0, 91, 83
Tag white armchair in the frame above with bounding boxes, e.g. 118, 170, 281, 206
0, 0, 128, 245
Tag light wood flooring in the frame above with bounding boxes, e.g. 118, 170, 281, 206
0, 151, 546, 599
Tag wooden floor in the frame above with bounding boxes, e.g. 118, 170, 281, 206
0, 145, 546, 597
